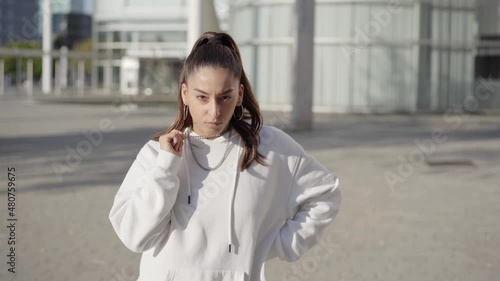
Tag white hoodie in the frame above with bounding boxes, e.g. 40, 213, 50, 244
109, 125, 342, 281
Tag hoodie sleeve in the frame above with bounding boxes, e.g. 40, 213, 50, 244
269, 147, 342, 262
109, 143, 182, 253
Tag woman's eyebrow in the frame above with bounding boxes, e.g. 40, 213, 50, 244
193, 88, 233, 95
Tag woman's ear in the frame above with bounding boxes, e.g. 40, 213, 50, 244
181, 83, 188, 105
238, 84, 244, 106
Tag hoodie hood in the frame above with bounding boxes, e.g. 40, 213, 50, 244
109, 124, 342, 281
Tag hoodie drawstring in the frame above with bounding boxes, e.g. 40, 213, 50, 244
183, 140, 192, 205
228, 136, 242, 253
183, 129, 242, 254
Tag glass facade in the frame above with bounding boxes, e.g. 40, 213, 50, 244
52, 13, 92, 49
47, 0, 93, 14
229, 0, 477, 113
475, 0, 500, 111
0, 0, 39, 45
94, 0, 188, 94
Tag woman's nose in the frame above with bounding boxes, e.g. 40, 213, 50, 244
209, 101, 220, 117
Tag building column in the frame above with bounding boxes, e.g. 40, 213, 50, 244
78, 60, 85, 96
16, 58, 22, 88
290, 0, 315, 131
416, 2, 432, 111
42, 0, 52, 94
0, 59, 4, 97
55, 60, 61, 96
60, 46, 68, 89
187, 0, 202, 53
104, 60, 112, 94
27, 58, 33, 97
187, 0, 221, 53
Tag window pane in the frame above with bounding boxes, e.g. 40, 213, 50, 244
126, 32, 133, 42
98, 32, 107, 42
138, 31, 186, 42
112, 48, 123, 56
113, 31, 120, 42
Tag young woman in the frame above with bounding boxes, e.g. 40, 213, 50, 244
109, 31, 342, 281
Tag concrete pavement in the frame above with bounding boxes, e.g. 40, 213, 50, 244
0, 95, 499, 281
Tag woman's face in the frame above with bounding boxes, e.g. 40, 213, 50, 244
182, 67, 244, 137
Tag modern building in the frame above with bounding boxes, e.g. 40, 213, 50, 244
40, 0, 93, 49
93, 0, 220, 95
228, 0, 478, 113
476, 0, 500, 110
476, 0, 499, 78
0, 0, 39, 45
94, 0, 188, 94
92, 0, 494, 113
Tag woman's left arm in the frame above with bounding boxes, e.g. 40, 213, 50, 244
270, 148, 342, 262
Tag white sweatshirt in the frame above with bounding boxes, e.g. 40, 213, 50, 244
109, 125, 342, 281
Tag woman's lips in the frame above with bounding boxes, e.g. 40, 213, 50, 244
206, 122, 222, 128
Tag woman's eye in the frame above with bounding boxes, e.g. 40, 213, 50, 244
221, 96, 231, 101
197, 96, 207, 100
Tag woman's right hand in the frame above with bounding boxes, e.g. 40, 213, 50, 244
159, 130, 186, 158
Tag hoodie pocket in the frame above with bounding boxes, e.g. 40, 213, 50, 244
165, 267, 246, 281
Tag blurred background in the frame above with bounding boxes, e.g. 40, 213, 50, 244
0, 0, 499, 113
0, 1, 499, 281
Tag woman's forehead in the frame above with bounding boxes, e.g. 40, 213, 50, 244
187, 67, 239, 84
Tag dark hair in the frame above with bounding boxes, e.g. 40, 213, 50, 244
151, 31, 267, 171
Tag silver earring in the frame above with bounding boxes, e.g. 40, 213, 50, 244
233, 106, 243, 121
183, 105, 188, 120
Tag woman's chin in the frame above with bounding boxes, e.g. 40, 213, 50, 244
191, 123, 224, 136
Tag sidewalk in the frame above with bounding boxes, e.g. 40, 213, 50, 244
0, 96, 499, 281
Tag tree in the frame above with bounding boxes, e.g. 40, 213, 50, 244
71, 39, 92, 75
2, 41, 42, 79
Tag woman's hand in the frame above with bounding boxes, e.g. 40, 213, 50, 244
159, 130, 186, 158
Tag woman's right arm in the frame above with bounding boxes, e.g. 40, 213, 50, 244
109, 143, 182, 253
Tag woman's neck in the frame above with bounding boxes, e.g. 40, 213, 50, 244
191, 124, 231, 140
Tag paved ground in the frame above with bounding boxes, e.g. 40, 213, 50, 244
0, 93, 499, 281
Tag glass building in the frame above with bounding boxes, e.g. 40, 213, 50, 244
35, 0, 93, 48
228, 0, 477, 113
94, 0, 189, 94
476, 0, 500, 110
0, 0, 39, 45
49, 0, 92, 49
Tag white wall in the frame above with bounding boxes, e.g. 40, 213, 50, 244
229, 0, 477, 113
477, 0, 500, 36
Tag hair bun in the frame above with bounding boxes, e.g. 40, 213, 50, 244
206, 35, 231, 49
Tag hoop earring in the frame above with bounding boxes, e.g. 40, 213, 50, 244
183, 105, 189, 120
233, 106, 243, 121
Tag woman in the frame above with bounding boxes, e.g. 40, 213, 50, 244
109, 31, 342, 281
